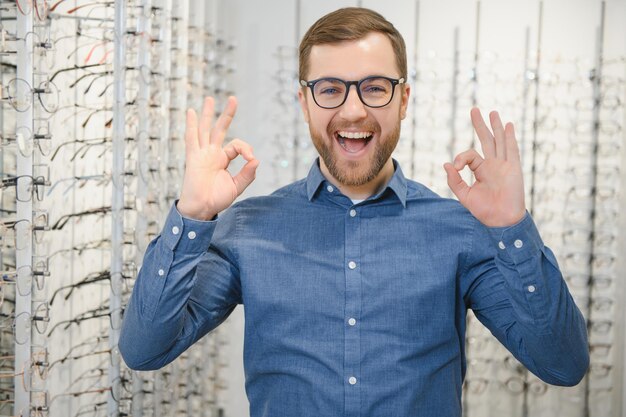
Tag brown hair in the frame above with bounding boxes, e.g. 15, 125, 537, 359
298, 7, 407, 82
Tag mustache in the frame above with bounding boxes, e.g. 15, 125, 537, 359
327, 119, 380, 135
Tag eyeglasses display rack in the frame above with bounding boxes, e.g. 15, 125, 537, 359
0, 0, 234, 416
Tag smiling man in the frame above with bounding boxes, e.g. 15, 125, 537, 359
299, 30, 405, 201
119, 7, 589, 417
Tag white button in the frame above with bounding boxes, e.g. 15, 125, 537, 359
348, 318, 356, 326
348, 261, 357, 270
514, 239, 523, 248
172, 226, 180, 235
349, 209, 357, 217
188, 231, 196, 240
158, 269, 164, 276
327, 185, 334, 193
528, 285, 536, 293
498, 241, 506, 250
348, 377, 357, 385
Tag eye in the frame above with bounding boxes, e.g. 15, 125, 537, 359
361, 78, 391, 95
319, 87, 340, 96
314, 79, 345, 97
364, 85, 386, 93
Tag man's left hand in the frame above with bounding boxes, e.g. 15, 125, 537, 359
443, 108, 526, 228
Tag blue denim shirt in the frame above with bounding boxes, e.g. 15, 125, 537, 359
119, 159, 589, 417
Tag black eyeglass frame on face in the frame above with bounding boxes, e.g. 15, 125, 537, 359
299, 75, 406, 109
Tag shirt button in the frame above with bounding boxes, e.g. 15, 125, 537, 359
348, 318, 356, 326
188, 231, 196, 240
349, 209, 357, 217
326, 185, 334, 193
348, 377, 357, 385
348, 261, 357, 270
514, 239, 523, 248
158, 269, 164, 276
528, 285, 536, 293
498, 241, 506, 250
172, 226, 180, 235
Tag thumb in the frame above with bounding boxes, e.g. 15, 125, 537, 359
443, 162, 470, 203
233, 158, 260, 195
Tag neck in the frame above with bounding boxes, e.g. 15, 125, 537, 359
320, 158, 395, 201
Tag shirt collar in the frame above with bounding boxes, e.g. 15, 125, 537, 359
306, 158, 408, 207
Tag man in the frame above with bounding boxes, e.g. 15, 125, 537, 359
119, 7, 589, 417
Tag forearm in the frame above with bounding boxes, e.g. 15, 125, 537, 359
469, 213, 589, 385
119, 203, 224, 370
489, 256, 589, 385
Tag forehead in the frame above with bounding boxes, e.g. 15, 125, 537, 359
307, 32, 398, 80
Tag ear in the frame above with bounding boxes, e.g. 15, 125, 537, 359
400, 84, 410, 120
298, 88, 311, 124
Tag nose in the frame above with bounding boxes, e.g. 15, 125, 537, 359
338, 85, 367, 121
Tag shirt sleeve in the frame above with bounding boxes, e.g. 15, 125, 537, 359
119, 202, 242, 371
461, 211, 589, 386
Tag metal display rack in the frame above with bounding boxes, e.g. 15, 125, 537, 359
0, 0, 234, 416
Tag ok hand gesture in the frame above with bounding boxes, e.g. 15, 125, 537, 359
444, 108, 526, 228
177, 96, 259, 221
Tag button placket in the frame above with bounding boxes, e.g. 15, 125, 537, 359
344, 204, 361, 415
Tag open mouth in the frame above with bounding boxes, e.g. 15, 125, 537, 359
335, 130, 374, 154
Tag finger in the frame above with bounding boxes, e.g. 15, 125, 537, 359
233, 158, 260, 196
444, 162, 470, 204
223, 138, 256, 162
505, 122, 521, 166
210, 96, 238, 147
185, 108, 199, 153
453, 149, 484, 172
198, 97, 214, 148
489, 110, 506, 160
470, 107, 496, 159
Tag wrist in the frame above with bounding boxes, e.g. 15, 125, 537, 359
484, 210, 527, 228
176, 199, 217, 221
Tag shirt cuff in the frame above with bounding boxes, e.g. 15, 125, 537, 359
486, 211, 544, 265
160, 200, 218, 253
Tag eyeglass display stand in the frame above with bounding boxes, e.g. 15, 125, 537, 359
108, 0, 127, 415
619, 128, 626, 417
1, 0, 233, 415
14, 5, 35, 416
151, 0, 173, 412
130, 0, 153, 415
585, 4, 612, 417
156, 0, 173, 221
522, 4, 543, 417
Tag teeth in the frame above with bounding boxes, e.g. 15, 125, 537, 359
338, 131, 372, 139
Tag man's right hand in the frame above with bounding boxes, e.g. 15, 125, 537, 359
177, 96, 259, 221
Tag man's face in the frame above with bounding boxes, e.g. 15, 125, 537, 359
298, 32, 410, 187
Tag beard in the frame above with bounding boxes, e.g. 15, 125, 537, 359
308, 115, 401, 187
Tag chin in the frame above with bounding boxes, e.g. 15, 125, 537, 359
309, 119, 401, 187
331, 157, 382, 187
